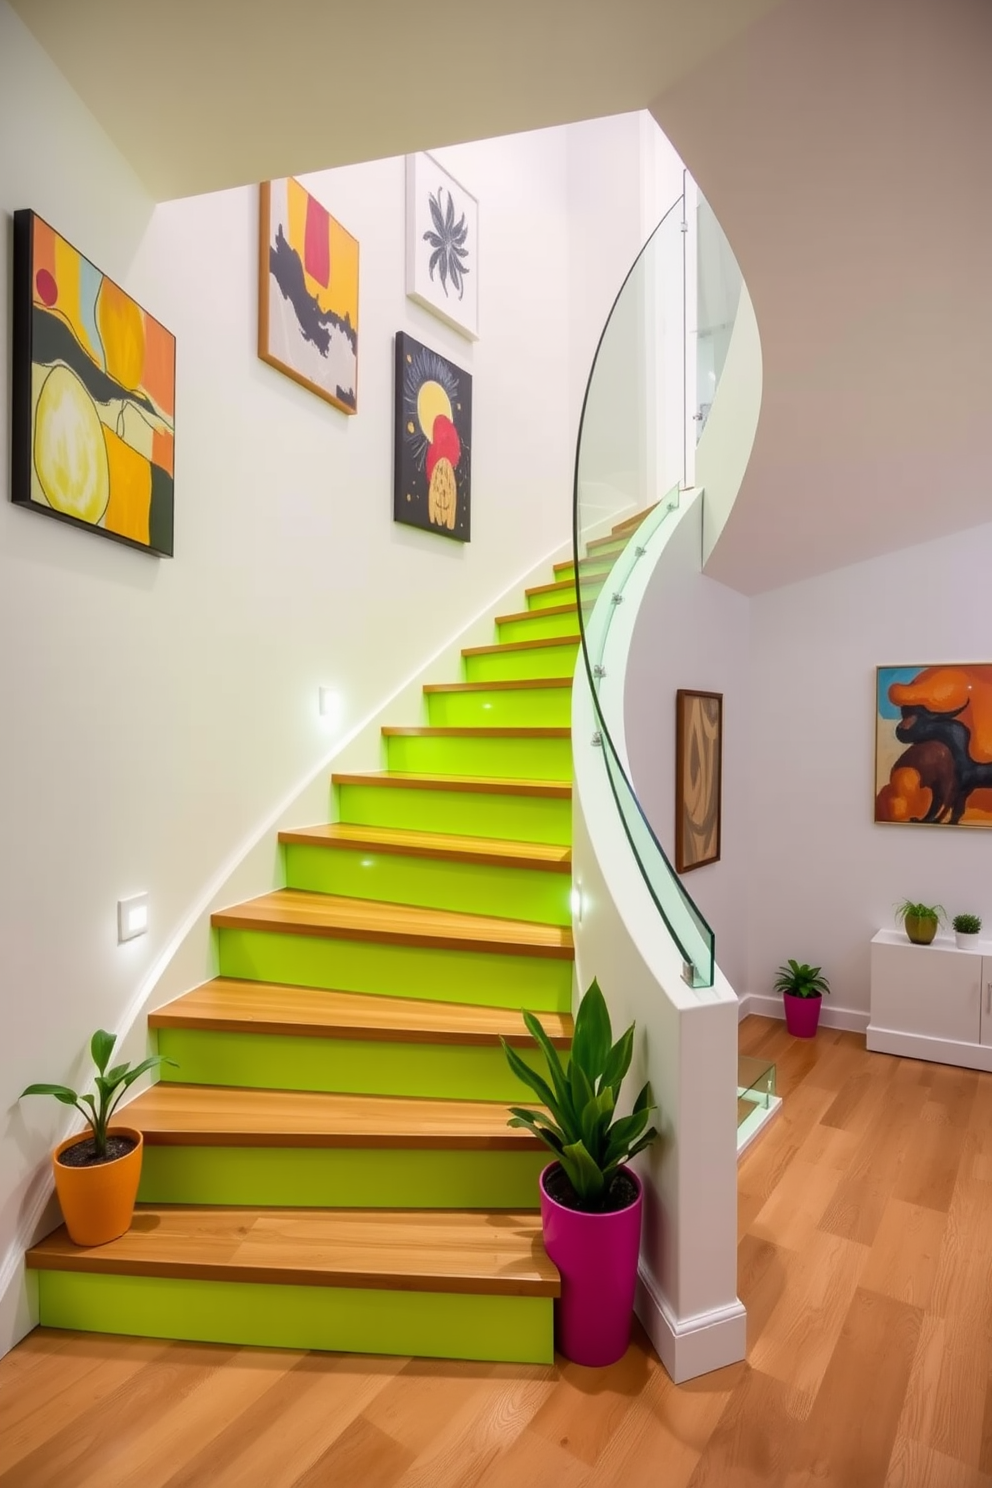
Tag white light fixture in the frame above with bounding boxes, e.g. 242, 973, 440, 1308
118, 892, 149, 944
318, 687, 343, 722
570, 885, 583, 922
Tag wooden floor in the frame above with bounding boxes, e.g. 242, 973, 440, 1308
5, 1014, 992, 1487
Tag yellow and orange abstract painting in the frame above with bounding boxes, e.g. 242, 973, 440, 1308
258, 178, 359, 414
12, 212, 176, 556
875, 664, 992, 827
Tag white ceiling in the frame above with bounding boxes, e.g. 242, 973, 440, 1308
653, 0, 992, 594
10, 0, 783, 200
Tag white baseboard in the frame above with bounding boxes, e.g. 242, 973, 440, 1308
738, 991, 870, 1034
866, 1023, 992, 1072
635, 1264, 746, 1383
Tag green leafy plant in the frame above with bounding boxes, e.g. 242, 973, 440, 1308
773, 960, 830, 999
21, 1030, 175, 1159
895, 900, 945, 925
953, 913, 982, 934
500, 979, 657, 1211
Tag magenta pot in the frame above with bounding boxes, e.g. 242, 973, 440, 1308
539, 1162, 643, 1367
783, 991, 822, 1037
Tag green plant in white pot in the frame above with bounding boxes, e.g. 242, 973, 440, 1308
953, 912, 982, 950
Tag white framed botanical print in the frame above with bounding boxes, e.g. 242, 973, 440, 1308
405, 152, 479, 340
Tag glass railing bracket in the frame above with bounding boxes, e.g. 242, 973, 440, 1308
593, 664, 606, 679
681, 961, 697, 988
591, 731, 603, 748
610, 593, 623, 606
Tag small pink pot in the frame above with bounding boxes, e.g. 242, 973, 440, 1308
783, 991, 822, 1037
539, 1162, 643, 1367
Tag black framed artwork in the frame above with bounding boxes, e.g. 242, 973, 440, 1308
393, 331, 471, 542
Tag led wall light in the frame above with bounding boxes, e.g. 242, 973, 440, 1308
118, 892, 149, 944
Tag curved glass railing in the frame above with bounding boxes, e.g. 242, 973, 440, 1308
573, 187, 728, 989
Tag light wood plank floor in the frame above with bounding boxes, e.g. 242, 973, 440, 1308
4, 1015, 992, 1487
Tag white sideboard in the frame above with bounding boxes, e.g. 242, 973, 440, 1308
868, 929, 992, 1071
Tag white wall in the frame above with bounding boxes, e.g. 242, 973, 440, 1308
624, 498, 751, 993
748, 521, 992, 1023
0, 0, 669, 1353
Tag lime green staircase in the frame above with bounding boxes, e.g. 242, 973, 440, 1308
26, 541, 626, 1364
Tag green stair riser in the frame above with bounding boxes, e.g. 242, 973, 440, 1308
384, 733, 571, 781
217, 929, 573, 1011
284, 842, 570, 926
138, 1145, 547, 1210
496, 610, 579, 644
36, 1271, 553, 1365
463, 643, 579, 683
426, 687, 571, 729
335, 783, 571, 846
157, 1028, 565, 1102
526, 585, 579, 612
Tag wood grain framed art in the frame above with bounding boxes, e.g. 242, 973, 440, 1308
676, 689, 723, 873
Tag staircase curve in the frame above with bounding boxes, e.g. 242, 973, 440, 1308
569, 186, 762, 1381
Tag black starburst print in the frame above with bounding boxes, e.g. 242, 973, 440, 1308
423, 188, 470, 300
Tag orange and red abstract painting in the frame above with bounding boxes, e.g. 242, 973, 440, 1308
258, 178, 359, 414
875, 664, 992, 827
12, 212, 176, 556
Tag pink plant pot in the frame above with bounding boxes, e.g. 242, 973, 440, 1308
539, 1162, 643, 1367
783, 991, 822, 1037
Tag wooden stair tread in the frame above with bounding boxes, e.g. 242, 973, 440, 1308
122, 1083, 544, 1149
381, 726, 569, 739
525, 580, 583, 599
277, 822, 571, 872
462, 636, 579, 658
150, 979, 573, 1046
211, 890, 574, 959
495, 603, 578, 624
552, 560, 613, 577
423, 678, 572, 694
331, 771, 571, 798
26, 1206, 559, 1297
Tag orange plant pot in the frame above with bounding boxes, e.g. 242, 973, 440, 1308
52, 1126, 143, 1246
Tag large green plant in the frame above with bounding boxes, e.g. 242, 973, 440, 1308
500, 979, 657, 1211
21, 1030, 175, 1159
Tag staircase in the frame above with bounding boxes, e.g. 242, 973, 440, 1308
26, 539, 627, 1365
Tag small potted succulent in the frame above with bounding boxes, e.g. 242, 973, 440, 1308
895, 900, 944, 947
953, 913, 983, 950
774, 959, 830, 1038
21, 1030, 174, 1246
501, 979, 657, 1367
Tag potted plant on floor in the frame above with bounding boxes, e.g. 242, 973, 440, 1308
953, 912, 983, 950
774, 959, 830, 1038
895, 899, 944, 947
21, 1030, 174, 1246
500, 979, 657, 1368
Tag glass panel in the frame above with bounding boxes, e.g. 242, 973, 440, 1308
737, 1054, 777, 1126
574, 193, 716, 989
695, 191, 743, 439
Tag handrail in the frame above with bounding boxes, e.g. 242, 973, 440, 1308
572, 191, 716, 988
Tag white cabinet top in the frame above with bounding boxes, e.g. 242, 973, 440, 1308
872, 928, 992, 954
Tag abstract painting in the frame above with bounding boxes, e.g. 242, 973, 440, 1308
676, 690, 723, 873
875, 664, 992, 827
259, 178, 359, 413
406, 152, 479, 340
11, 211, 175, 556
394, 332, 472, 542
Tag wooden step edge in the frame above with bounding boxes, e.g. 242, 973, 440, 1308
461, 636, 580, 658
209, 903, 575, 961
552, 559, 614, 576
149, 984, 574, 1046
331, 772, 572, 798
525, 579, 581, 598
381, 726, 570, 739
423, 678, 573, 694
277, 825, 572, 873
495, 603, 579, 624
611, 503, 658, 536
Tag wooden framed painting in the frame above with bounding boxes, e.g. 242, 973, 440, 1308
11, 210, 176, 556
676, 689, 723, 873
259, 178, 359, 414
405, 152, 479, 340
393, 331, 472, 542
875, 664, 992, 827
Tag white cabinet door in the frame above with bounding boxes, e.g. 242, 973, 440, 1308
871, 938, 982, 1044
979, 957, 992, 1047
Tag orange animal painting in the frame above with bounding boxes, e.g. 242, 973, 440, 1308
875, 665, 992, 827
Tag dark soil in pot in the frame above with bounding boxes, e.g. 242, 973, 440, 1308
57, 1134, 139, 1168
544, 1165, 639, 1213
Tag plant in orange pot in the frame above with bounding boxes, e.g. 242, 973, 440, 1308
21, 1030, 175, 1246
